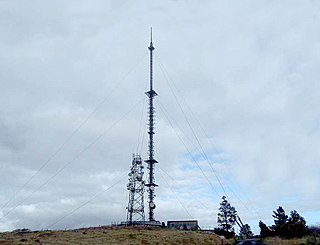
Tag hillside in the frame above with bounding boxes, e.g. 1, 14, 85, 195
0, 227, 230, 245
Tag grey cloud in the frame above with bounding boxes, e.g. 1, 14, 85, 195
0, 117, 25, 152
0, 0, 319, 234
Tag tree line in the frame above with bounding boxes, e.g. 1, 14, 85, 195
259, 206, 308, 238
214, 196, 314, 239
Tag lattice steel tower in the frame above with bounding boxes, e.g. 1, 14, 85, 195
145, 28, 158, 222
126, 154, 145, 224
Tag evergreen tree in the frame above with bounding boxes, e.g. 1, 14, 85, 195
288, 210, 306, 225
217, 196, 237, 232
239, 223, 253, 238
272, 206, 288, 236
272, 206, 288, 226
287, 210, 308, 238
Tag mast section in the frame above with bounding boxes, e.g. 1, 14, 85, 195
145, 28, 158, 222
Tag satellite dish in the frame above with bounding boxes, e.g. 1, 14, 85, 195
149, 202, 156, 209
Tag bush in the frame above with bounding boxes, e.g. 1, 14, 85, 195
309, 225, 320, 235
213, 227, 235, 239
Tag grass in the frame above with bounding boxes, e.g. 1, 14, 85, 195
0, 227, 234, 245
2, 227, 319, 244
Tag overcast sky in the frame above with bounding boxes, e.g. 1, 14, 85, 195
0, 0, 319, 233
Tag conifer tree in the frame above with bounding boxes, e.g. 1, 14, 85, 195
272, 206, 288, 236
287, 210, 307, 237
272, 206, 288, 227
217, 196, 237, 232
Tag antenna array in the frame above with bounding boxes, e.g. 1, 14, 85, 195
126, 154, 145, 224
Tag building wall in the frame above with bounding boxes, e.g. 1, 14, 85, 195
167, 220, 198, 230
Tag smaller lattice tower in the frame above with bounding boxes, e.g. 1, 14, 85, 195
126, 154, 145, 225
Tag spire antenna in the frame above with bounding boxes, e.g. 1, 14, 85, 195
145, 28, 158, 222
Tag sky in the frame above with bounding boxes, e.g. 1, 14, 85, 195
0, 0, 320, 234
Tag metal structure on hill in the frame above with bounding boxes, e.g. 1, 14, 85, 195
124, 29, 250, 231
126, 154, 145, 224
125, 28, 159, 225
144, 28, 158, 222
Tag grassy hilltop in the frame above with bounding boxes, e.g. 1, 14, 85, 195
1, 226, 319, 244
0, 227, 231, 245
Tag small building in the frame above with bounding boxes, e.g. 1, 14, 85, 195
167, 220, 199, 230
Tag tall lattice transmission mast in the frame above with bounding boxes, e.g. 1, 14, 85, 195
126, 154, 145, 224
145, 28, 158, 222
